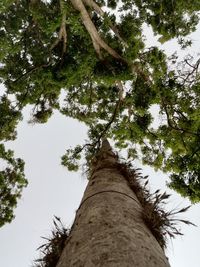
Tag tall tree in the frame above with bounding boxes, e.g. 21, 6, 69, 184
0, 0, 200, 228
56, 139, 171, 267
35, 139, 194, 267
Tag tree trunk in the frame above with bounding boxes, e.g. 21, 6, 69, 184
56, 140, 170, 267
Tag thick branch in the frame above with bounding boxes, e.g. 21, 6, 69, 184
82, 0, 128, 48
70, 0, 123, 60
80, 0, 150, 81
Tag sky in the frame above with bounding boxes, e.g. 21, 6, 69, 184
0, 107, 199, 267
0, 9, 200, 267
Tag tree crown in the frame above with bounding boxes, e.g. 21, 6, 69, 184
0, 0, 200, 226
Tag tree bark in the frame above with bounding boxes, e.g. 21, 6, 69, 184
56, 140, 170, 267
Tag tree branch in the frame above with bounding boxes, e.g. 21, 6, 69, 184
72, 81, 124, 155
79, 0, 150, 82
82, 0, 128, 48
70, 0, 123, 60
161, 99, 199, 136
50, 0, 67, 56
13, 0, 67, 83
181, 58, 200, 85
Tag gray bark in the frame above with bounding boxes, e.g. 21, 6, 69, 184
56, 140, 170, 267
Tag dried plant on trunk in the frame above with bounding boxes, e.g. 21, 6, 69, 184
33, 217, 70, 267
117, 161, 196, 249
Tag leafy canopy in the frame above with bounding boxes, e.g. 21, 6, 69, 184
0, 143, 27, 227
0, 0, 200, 226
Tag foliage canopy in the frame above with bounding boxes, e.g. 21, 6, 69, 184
0, 0, 200, 226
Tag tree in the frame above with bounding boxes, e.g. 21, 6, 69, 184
34, 139, 194, 267
0, 95, 27, 226
56, 139, 171, 267
0, 0, 200, 226
0, 143, 26, 227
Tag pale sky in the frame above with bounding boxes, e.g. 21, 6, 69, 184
0, 16, 200, 267
0, 108, 200, 267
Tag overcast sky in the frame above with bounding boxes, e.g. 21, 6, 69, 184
0, 17, 200, 267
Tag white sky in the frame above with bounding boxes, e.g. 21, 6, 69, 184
0, 15, 200, 267
0, 108, 199, 267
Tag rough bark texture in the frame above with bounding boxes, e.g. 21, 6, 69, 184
56, 140, 170, 267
